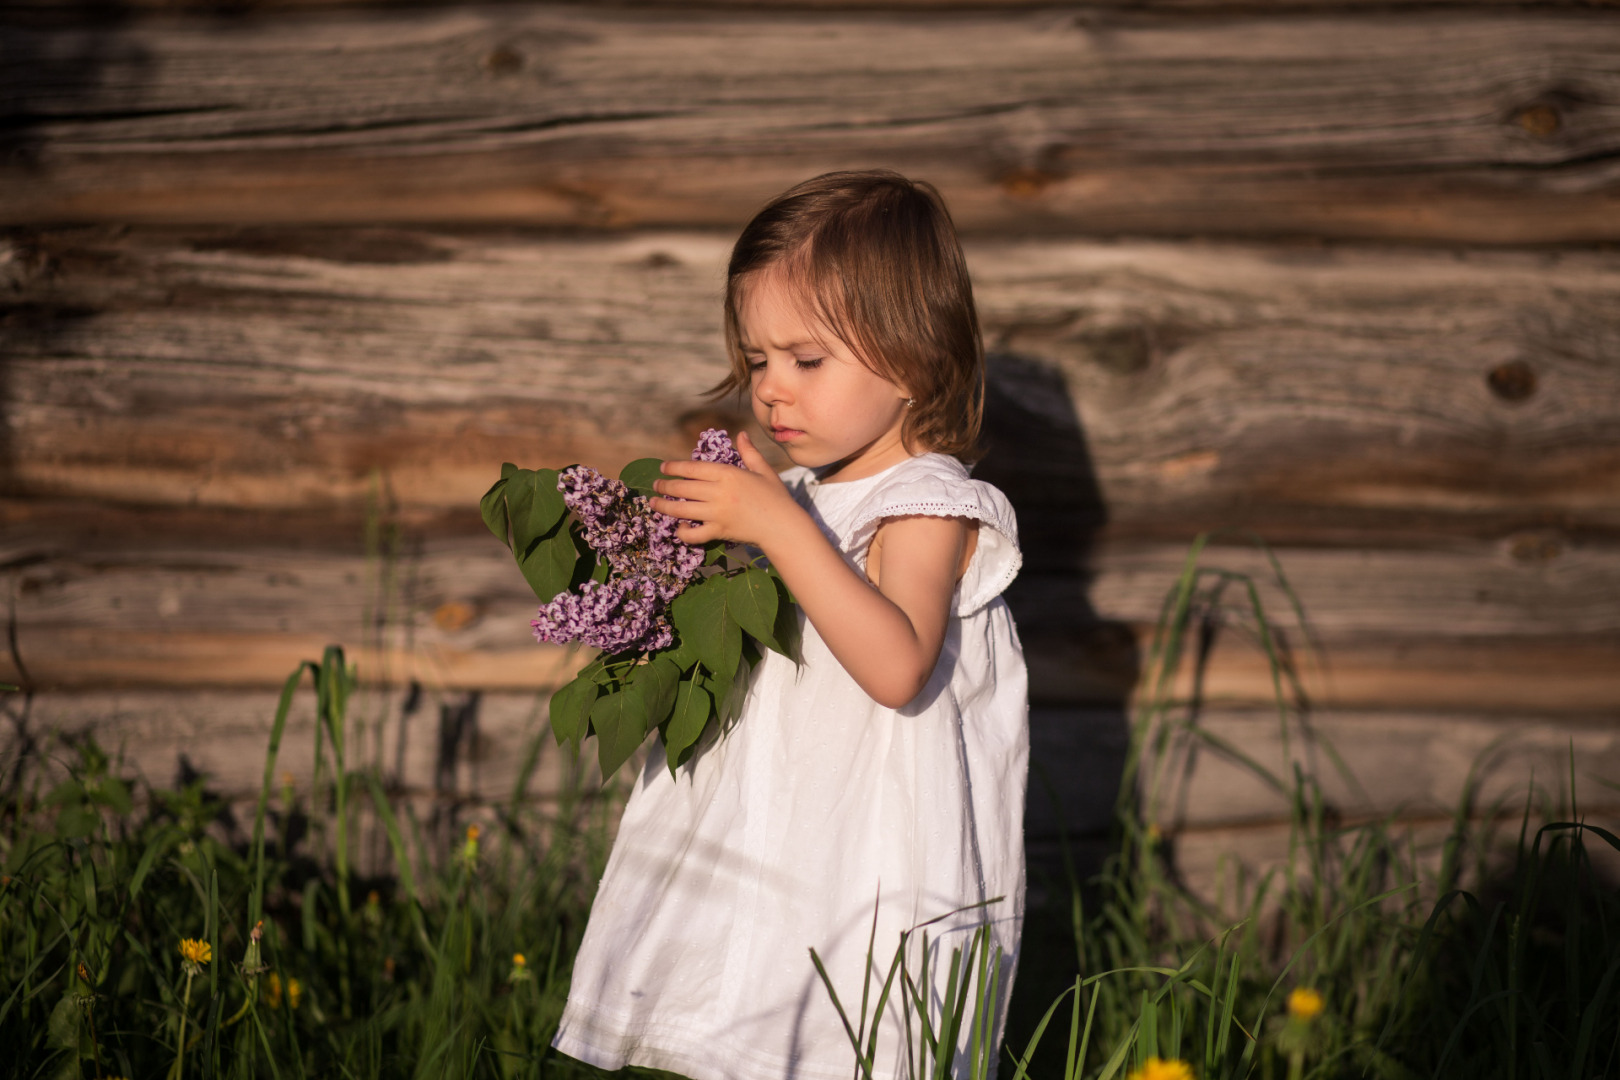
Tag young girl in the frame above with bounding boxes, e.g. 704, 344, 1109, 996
551, 171, 1028, 1080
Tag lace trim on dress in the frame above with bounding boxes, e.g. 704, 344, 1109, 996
844, 468, 1023, 617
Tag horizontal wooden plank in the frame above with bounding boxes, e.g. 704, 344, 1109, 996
16, 688, 1612, 907
5, 227, 1618, 540
9, 534, 1619, 648
7, 1, 1603, 14
2, 686, 579, 807
1027, 705, 1620, 839
3, 534, 1617, 712
3, 9, 1618, 240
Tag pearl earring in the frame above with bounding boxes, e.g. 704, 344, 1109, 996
905, 398, 916, 409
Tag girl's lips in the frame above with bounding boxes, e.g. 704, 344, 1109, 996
771, 426, 804, 441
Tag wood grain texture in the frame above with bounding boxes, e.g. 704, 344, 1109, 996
5, 227, 1618, 539
9, 1, 1613, 12
2, 686, 573, 806
1026, 705, 1620, 837
3, 531, 1616, 713
3, 7, 1618, 240
13, 690, 1611, 844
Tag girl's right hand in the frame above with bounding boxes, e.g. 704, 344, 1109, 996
650, 431, 804, 548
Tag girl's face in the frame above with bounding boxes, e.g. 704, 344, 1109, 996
738, 270, 912, 481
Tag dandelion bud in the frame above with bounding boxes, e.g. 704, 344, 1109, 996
1287, 986, 1324, 1023
1127, 1058, 1194, 1080
265, 972, 283, 1008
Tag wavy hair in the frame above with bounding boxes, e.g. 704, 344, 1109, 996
712, 170, 985, 463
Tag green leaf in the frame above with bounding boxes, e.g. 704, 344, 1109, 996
697, 663, 733, 720
505, 468, 567, 547
718, 650, 754, 724
658, 632, 699, 673
480, 475, 511, 546
671, 575, 741, 680
619, 457, 671, 499
517, 526, 578, 603
771, 574, 802, 661
703, 542, 727, 566
727, 568, 780, 652
97, 777, 133, 815
629, 657, 682, 728
764, 561, 795, 602
46, 993, 81, 1052
548, 677, 598, 746
590, 689, 649, 779
500, 462, 520, 480
665, 680, 712, 773
55, 805, 97, 840
565, 523, 604, 591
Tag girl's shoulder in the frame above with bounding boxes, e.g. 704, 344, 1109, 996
851, 453, 1022, 616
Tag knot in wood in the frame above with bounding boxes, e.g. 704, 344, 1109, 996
999, 167, 1057, 201
1515, 104, 1560, 139
482, 46, 525, 77
433, 601, 478, 632
1486, 360, 1536, 403
1508, 531, 1563, 564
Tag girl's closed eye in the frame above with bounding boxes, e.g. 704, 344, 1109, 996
793, 355, 823, 370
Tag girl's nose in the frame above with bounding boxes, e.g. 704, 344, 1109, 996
753, 359, 789, 404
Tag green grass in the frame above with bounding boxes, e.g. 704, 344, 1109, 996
1, 538, 1615, 1079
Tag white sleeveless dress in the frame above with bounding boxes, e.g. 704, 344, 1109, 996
552, 452, 1029, 1080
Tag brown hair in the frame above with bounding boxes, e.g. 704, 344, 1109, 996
713, 170, 985, 462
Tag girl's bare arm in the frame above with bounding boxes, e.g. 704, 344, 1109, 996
651, 433, 967, 709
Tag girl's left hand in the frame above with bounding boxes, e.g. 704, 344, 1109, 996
650, 431, 803, 548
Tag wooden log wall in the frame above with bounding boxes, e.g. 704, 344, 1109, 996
3, 2, 1618, 886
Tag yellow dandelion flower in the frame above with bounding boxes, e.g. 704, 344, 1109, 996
367, 890, 380, 906
265, 972, 283, 1009
286, 977, 302, 1011
1145, 822, 1163, 845
513, 952, 526, 967
1127, 1057, 1194, 1080
466, 823, 481, 843
179, 939, 212, 966
1288, 986, 1324, 1022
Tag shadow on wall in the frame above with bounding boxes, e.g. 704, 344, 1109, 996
976, 352, 1139, 880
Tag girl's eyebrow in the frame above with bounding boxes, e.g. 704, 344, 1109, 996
738, 335, 823, 352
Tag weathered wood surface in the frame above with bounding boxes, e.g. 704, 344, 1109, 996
4, 9, 1619, 241
5, 227, 1618, 539
3, 533, 1617, 713
1027, 705, 1620, 838
8, 0, 1610, 12
9, 690, 1614, 832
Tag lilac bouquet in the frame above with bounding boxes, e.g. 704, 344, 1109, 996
482, 430, 794, 778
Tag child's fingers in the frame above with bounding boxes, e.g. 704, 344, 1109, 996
648, 495, 706, 520
735, 432, 782, 482
658, 459, 731, 480
650, 477, 713, 502
674, 519, 720, 544
735, 430, 764, 469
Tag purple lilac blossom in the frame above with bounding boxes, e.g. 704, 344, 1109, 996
532, 433, 742, 655
531, 576, 673, 654
692, 428, 744, 468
